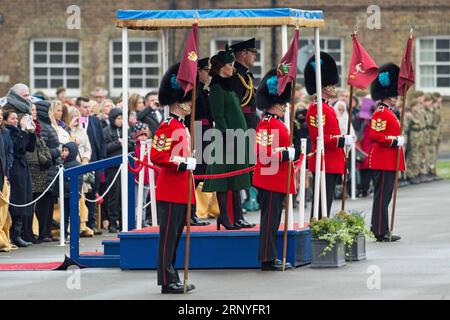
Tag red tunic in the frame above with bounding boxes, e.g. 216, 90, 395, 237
150, 115, 196, 204
368, 104, 405, 172
306, 99, 345, 174
253, 114, 296, 194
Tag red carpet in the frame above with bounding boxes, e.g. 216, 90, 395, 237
0, 255, 83, 271
0, 262, 63, 271
128, 222, 309, 233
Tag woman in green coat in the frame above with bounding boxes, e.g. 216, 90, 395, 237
202, 49, 254, 230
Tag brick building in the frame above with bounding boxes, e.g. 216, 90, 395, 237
0, 0, 449, 150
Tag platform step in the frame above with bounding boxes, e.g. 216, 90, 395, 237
102, 239, 120, 255
78, 253, 120, 268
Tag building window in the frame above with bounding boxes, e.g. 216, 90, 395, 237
211, 38, 264, 85
297, 38, 344, 88
30, 39, 81, 97
110, 39, 161, 97
417, 37, 450, 94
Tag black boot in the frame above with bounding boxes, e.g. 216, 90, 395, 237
232, 191, 255, 229
216, 192, 240, 230
11, 216, 30, 248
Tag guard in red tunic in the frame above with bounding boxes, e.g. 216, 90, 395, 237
304, 52, 355, 218
369, 63, 404, 242
253, 69, 298, 271
151, 63, 197, 294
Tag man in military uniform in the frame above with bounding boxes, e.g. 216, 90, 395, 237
229, 38, 260, 212
368, 63, 404, 242
151, 63, 197, 294
304, 52, 355, 218
430, 92, 442, 180
253, 69, 297, 271
230, 38, 259, 130
406, 99, 425, 184
423, 93, 435, 182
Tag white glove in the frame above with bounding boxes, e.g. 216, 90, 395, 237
344, 135, 356, 146
185, 157, 197, 171
396, 136, 405, 147
287, 147, 295, 161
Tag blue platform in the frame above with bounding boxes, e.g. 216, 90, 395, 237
97, 224, 312, 270
68, 156, 311, 269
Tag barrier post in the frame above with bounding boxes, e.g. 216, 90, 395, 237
58, 166, 65, 246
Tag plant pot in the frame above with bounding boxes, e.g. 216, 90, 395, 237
346, 235, 366, 261
310, 239, 346, 268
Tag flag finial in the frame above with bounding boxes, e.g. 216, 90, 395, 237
410, 28, 414, 39
353, 24, 359, 36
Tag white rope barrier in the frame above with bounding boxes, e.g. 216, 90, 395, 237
82, 166, 122, 203
0, 168, 61, 208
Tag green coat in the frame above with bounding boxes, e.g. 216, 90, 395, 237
202, 76, 251, 192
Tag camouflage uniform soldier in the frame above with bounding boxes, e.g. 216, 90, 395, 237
406, 99, 423, 184
423, 93, 435, 181
418, 100, 428, 182
430, 92, 442, 180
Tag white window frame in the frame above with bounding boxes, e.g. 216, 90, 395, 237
210, 37, 265, 84
109, 38, 162, 98
30, 38, 82, 98
297, 37, 345, 88
416, 36, 450, 95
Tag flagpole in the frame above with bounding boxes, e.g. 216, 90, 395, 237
341, 27, 358, 212
341, 85, 354, 211
183, 21, 198, 294
390, 84, 407, 237
282, 78, 296, 271
390, 29, 414, 239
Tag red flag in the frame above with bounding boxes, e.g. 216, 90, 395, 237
398, 35, 415, 96
177, 23, 198, 96
347, 34, 378, 89
277, 29, 299, 96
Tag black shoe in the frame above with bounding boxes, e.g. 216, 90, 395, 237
108, 226, 119, 234
161, 282, 195, 294
234, 219, 255, 229
12, 237, 30, 248
261, 259, 293, 271
376, 234, 401, 242
92, 227, 103, 235
190, 215, 210, 226
217, 217, 240, 230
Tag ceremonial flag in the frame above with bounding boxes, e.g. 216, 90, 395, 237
177, 23, 198, 96
277, 29, 299, 95
398, 34, 415, 96
347, 34, 378, 89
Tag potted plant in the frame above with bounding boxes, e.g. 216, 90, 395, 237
336, 211, 374, 262
309, 216, 353, 268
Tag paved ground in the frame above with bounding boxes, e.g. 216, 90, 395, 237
1, 180, 450, 300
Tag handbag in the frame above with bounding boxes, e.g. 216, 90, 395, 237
36, 136, 53, 170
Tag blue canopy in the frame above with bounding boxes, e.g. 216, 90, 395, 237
116, 8, 324, 29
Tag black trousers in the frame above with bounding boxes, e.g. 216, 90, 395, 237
34, 192, 53, 239
310, 173, 340, 219
371, 170, 395, 237
258, 189, 285, 262
86, 170, 102, 229
216, 191, 244, 225
360, 169, 372, 195
157, 201, 187, 286
106, 167, 121, 226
